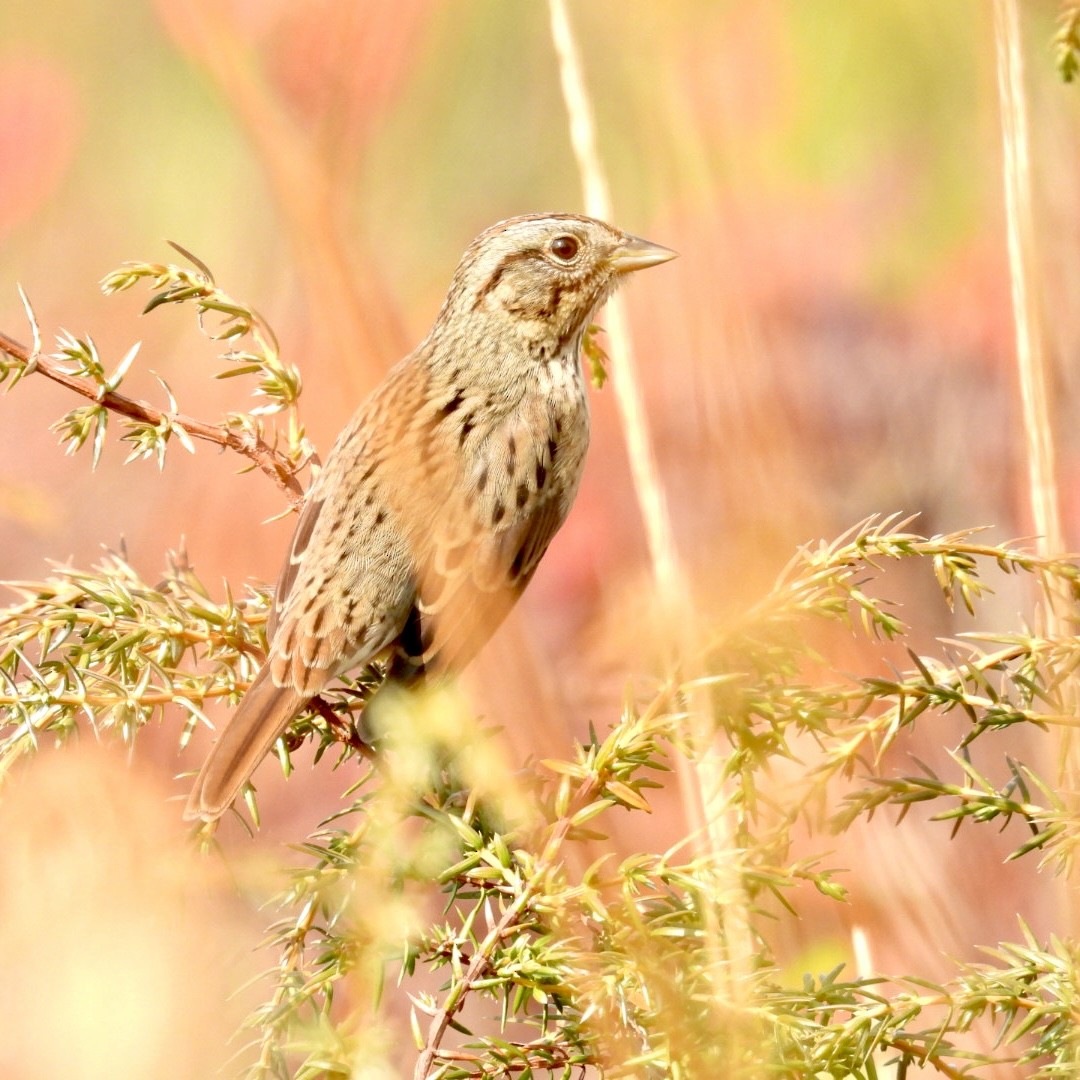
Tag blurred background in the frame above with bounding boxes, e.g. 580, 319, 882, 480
1, 1, 1079, 1075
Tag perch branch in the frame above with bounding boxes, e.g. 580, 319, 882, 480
0, 329, 305, 507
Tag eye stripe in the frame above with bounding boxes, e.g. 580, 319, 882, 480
472, 250, 541, 309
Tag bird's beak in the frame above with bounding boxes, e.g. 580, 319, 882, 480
608, 234, 679, 273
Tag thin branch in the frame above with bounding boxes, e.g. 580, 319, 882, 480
433, 1042, 593, 1073
255, 895, 319, 1077
413, 770, 603, 1079
0, 329, 305, 507
888, 1036, 970, 1080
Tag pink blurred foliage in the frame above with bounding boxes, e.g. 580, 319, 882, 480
153, 0, 432, 152
0, 11, 1073, 1030
908, 234, 1015, 367
0, 55, 81, 237
149, 0, 435, 386
678, 0, 796, 143
264, 0, 434, 163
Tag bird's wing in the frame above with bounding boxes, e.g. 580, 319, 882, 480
186, 414, 418, 822
391, 390, 583, 676
267, 477, 416, 694
267, 492, 325, 642
267, 368, 423, 693
403, 485, 569, 676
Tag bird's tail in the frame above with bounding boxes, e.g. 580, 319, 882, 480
184, 666, 308, 822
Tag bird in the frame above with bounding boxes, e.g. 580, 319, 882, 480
184, 212, 677, 822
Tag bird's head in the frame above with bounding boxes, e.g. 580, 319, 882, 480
436, 213, 677, 360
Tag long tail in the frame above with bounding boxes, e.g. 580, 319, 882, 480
184, 666, 308, 822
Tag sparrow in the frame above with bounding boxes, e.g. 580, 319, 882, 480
185, 212, 676, 821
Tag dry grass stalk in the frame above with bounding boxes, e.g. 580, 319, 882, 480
546, 0, 756, 1019
992, 0, 1077, 928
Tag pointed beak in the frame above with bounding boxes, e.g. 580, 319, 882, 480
608, 234, 679, 273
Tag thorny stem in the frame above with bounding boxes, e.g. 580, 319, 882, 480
432, 1044, 591, 1072
412, 773, 596, 1077
414, 683, 677, 1078
888, 1037, 969, 1080
0, 329, 305, 507
256, 895, 320, 1076
0, 602, 266, 641
413, 782, 601, 1078
0, 686, 246, 709
425, 1032, 970, 1080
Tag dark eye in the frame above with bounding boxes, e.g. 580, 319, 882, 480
549, 234, 580, 262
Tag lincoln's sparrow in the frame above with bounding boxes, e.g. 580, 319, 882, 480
185, 213, 676, 821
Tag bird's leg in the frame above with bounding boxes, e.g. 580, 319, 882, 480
309, 694, 377, 760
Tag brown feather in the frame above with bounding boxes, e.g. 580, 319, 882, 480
267, 494, 325, 641
183, 667, 309, 821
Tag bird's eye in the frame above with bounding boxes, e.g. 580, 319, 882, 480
549, 234, 580, 262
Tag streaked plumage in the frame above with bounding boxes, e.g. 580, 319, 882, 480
185, 213, 676, 822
